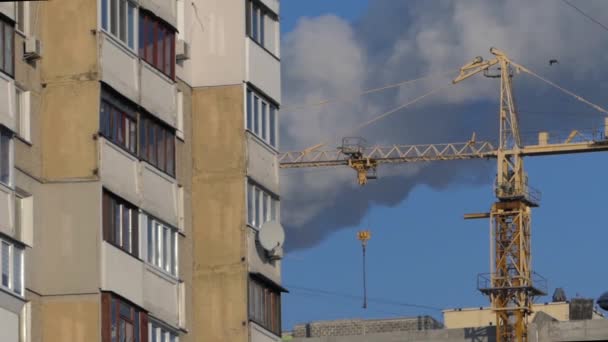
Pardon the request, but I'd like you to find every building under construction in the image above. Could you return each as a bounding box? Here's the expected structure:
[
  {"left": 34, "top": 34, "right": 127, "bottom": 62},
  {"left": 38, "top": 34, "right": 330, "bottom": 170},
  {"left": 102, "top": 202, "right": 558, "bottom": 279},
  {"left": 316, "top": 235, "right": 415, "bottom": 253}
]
[{"left": 287, "top": 298, "right": 608, "bottom": 342}]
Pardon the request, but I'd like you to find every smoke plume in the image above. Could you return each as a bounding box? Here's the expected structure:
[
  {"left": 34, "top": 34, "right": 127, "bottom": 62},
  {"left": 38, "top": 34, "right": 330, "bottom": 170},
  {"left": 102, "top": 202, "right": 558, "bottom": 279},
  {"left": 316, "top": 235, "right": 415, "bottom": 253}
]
[{"left": 280, "top": 0, "right": 608, "bottom": 251}]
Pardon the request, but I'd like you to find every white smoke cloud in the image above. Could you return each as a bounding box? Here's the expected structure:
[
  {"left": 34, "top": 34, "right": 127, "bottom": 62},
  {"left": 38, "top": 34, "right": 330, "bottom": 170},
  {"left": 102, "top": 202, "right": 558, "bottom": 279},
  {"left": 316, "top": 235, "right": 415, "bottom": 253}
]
[{"left": 281, "top": 0, "right": 608, "bottom": 251}]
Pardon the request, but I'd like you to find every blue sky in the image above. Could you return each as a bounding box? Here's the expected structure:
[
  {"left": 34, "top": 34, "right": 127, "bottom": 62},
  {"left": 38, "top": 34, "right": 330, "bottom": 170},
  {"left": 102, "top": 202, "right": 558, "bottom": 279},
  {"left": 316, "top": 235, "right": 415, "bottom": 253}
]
[{"left": 279, "top": 0, "right": 608, "bottom": 331}]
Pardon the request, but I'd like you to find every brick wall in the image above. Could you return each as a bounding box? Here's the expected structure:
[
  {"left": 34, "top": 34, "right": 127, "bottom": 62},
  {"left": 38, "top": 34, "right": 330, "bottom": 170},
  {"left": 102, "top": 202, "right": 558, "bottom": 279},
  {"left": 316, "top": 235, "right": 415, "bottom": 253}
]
[{"left": 293, "top": 316, "right": 443, "bottom": 338}]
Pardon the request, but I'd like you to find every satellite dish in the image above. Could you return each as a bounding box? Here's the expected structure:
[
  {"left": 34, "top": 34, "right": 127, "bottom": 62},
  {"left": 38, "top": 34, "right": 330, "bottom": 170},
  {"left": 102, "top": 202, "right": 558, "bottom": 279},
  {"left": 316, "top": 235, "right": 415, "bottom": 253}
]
[
  {"left": 259, "top": 220, "right": 285, "bottom": 260},
  {"left": 598, "top": 292, "right": 608, "bottom": 311}
]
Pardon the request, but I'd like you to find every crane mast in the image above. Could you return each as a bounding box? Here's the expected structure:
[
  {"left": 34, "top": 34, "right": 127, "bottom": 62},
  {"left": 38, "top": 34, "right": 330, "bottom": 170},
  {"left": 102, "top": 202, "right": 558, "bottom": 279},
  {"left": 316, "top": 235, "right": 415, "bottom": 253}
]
[
  {"left": 454, "top": 47, "right": 540, "bottom": 342},
  {"left": 279, "top": 48, "right": 608, "bottom": 342}
]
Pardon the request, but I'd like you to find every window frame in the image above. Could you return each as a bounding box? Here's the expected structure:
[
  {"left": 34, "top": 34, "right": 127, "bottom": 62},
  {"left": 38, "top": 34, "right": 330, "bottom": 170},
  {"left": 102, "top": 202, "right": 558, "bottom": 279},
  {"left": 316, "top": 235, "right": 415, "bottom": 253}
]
[
  {"left": 139, "top": 10, "right": 176, "bottom": 80},
  {"left": 101, "top": 0, "right": 138, "bottom": 50},
  {"left": 248, "top": 276, "right": 281, "bottom": 336},
  {"left": 14, "top": 1, "right": 29, "bottom": 36},
  {"left": 102, "top": 190, "right": 139, "bottom": 258},
  {"left": 149, "top": 319, "right": 179, "bottom": 342},
  {"left": 246, "top": 88, "right": 279, "bottom": 150},
  {"left": 15, "top": 87, "right": 31, "bottom": 143},
  {"left": 246, "top": 181, "right": 279, "bottom": 230},
  {"left": 0, "top": 15, "right": 15, "bottom": 77},
  {"left": 102, "top": 292, "right": 147, "bottom": 342},
  {"left": 145, "top": 213, "right": 179, "bottom": 277},
  {"left": 0, "top": 236, "right": 24, "bottom": 297},
  {"left": 246, "top": 0, "right": 279, "bottom": 57}
]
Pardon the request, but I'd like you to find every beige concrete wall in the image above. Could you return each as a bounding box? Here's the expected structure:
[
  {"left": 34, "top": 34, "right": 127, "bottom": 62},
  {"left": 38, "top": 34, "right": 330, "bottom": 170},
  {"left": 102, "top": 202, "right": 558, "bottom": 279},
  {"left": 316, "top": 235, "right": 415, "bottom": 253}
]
[
  {"left": 38, "top": 294, "right": 100, "bottom": 342},
  {"left": 190, "top": 84, "right": 248, "bottom": 342},
  {"left": 39, "top": 0, "right": 99, "bottom": 180}
]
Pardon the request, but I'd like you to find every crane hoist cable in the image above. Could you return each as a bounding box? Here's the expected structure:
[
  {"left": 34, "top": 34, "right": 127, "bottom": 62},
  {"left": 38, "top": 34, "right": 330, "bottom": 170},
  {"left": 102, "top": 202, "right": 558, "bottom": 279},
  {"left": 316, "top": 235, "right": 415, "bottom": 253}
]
[
  {"left": 512, "top": 60, "right": 608, "bottom": 115},
  {"left": 282, "top": 69, "right": 459, "bottom": 111}
]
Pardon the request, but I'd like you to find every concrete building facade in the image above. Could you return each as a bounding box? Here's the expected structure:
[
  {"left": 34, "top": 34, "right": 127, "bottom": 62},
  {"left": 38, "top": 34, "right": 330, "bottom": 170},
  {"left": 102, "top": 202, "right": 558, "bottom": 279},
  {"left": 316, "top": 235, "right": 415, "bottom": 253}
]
[{"left": 0, "top": 0, "right": 283, "bottom": 341}]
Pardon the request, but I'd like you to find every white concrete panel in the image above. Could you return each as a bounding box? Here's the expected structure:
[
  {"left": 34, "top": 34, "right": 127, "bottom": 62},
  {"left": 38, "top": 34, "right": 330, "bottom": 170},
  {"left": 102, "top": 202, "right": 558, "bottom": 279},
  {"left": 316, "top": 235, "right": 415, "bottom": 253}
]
[
  {"left": 246, "top": 39, "right": 281, "bottom": 103},
  {"left": 140, "top": 163, "right": 178, "bottom": 226},
  {"left": 250, "top": 322, "right": 281, "bottom": 342},
  {"left": 100, "top": 34, "right": 139, "bottom": 104},
  {"left": 247, "top": 228, "right": 281, "bottom": 285},
  {"left": 188, "top": 0, "right": 246, "bottom": 87},
  {"left": 0, "top": 185, "right": 14, "bottom": 238},
  {"left": 0, "top": 3, "right": 15, "bottom": 21},
  {"left": 0, "top": 73, "right": 16, "bottom": 132},
  {"left": 0, "top": 306, "right": 18, "bottom": 342},
  {"left": 140, "top": 63, "right": 177, "bottom": 127},
  {"left": 246, "top": 134, "right": 279, "bottom": 195},
  {"left": 101, "top": 242, "right": 144, "bottom": 307},
  {"left": 258, "top": 0, "right": 279, "bottom": 15},
  {"left": 0, "top": 289, "right": 25, "bottom": 314},
  {"left": 140, "top": 0, "right": 176, "bottom": 28},
  {"left": 143, "top": 267, "right": 179, "bottom": 326},
  {"left": 99, "top": 139, "right": 139, "bottom": 206}
]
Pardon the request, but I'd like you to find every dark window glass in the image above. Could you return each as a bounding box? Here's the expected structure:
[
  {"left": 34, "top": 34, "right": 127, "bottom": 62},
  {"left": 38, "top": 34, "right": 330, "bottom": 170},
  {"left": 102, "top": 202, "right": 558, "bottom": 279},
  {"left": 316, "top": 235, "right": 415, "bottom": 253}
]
[
  {"left": 247, "top": 90, "right": 253, "bottom": 131},
  {"left": 127, "top": 3, "right": 135, "bottom": 48},
  {"left": 103, "top": 191, "right": 138, "bottom": 257},
  {"left": 100, "top": 88, "right": 137, "bottom": 153},
  {"left": 254, "top": 96, "right": 259, "bottom": 135},
  {"left": 103, "top": 293, "right": 146, "bottom": 342},
  {"left": 252, "top": 4, "right": 258, "bottom": 41},
  {"left": 269, "top": 106, "right": 276, "bottom": 147},
  {"left": 139, "top": 114, "right": 176, "bottom": 177},
  {"left": 249, "top": 278, "right": 281, "bottom": 336},
  {"left": 138, "top": 13, "right": 144, "bottom": 56},
  {"left": 139, "top": 12, "right": 175, "bottom": 79},
  {"left": 0, "top": 130, "right": 10, "bottom": 185},
  {"left": 260, "top": 11, "right": 265, "bottom": 46},
  {"left": 2, "top": 21, "right": 14, "bottom": 76},
  {"left": 110, "top": 0, "right": 118, "bottom": 35},
  {"left": 119, "top": 0, "right": 126, "bottom": 42},
  {"left": 261, "top": 102, "right": 267, "bottom": 140}
]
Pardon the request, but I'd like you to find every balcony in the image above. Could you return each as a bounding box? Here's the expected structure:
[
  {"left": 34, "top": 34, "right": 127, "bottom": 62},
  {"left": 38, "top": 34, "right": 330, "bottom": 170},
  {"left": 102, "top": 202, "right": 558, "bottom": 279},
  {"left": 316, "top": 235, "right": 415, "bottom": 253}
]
[
  {"left": 99, "top": 138, "right": 180, "bottom": 227},
  {"left": 250, "top": 321, "right": 281, "bottom": 342},
  {"left": 99, "top": 32, "right": 177, "bottom": 129},
  {"left": 100, "top": 242, "right": 183, "bottom": 327},
  {"left": 246, "top": 133, "right": 279, "bottom": 195},
  {"left": 100, "top": 33, "right": 139, "bottom": 104},
  {"left": 246, "top": 39, "right": 281, "bottom": 103}
]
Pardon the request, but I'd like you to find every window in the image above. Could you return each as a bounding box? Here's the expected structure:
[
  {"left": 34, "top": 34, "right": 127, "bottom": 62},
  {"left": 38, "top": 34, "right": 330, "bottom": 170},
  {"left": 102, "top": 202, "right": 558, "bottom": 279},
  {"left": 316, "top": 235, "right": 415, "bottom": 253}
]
[
  {"left": 0, "top": 237, "right": 24, "bottom": 296},
  {"left": 0, "top": 17, "right": 14, "bottom": 76},
  {"left": 247, "top": 181, "right": 278, "bottom": 229},
  {"left": 139, "top": 11, "right": 175, "bottom": 80},
  {"left": 102, "top": 191, "right": 139, "bottom": 257},
  {"left": 246, "top": 0, "right": 279, "bottom": 55},
  {"left": 15, "top": 88, "right": 31, "bottom": 141},
  {"left": 145, "top": 214, "right": 178, "bottom": 276},
  {"left": 246, "top": 89, "right": 278, "bottom": 149},
  {"left": 0, "top": 128, "right": 12, "bottom": 186},
  {"left": 249, "top": 277, "right": 281, "bottom": 335},
  {"left": 149, "top": 320, "right": 179, "bottom": 342},
  {"left": 102, "top": 293, "right": 147, "bottom": 342},
  {"left": 100, "top": 87, "right": 137, "bottom": 153},
  {"left": 101, "top": 0, "right": 137, "bottom": 49},
  {"left": 139, "top": 114, "right": 175, "bottom": 176},
  {"left": 15, "top": 1, "right": 28, "bottom": 35}
]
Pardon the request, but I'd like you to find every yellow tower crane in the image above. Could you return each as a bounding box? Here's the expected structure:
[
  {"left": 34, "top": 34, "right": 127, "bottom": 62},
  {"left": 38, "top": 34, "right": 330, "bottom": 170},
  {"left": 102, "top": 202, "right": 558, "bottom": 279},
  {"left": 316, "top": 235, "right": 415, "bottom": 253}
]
[{"left": 279, "top": 48, "right": 608, "bottom": 342}]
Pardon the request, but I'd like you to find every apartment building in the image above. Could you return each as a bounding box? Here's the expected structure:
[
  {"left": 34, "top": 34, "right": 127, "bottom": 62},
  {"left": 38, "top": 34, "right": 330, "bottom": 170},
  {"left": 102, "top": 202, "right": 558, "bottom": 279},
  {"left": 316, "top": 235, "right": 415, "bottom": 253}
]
[{"left": 0, "top": 0, "right": 283, "bottom": 341}]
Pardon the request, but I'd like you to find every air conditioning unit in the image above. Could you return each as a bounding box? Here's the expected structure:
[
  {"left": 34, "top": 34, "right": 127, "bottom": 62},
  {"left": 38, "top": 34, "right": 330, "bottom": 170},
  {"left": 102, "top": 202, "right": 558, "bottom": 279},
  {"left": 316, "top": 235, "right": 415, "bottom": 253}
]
[
  {"left": 24, "top": 36, "right": 42, "bottom": 61},
  {"left": 176, "top": 39, "right": 190, "bottom": 61}
]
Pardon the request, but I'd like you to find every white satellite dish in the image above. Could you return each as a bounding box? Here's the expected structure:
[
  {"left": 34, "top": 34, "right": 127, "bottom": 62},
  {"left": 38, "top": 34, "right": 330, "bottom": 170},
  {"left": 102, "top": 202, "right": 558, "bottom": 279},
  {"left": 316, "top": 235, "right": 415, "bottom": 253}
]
[{"left": 259, "top": 220, "right": 285, "bottom": 260}]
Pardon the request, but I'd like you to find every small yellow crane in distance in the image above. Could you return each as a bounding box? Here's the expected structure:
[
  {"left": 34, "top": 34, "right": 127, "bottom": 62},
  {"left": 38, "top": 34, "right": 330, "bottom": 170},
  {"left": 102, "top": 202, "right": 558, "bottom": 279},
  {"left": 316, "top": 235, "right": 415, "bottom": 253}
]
[{"left": 279, "top": 48, "right": 608, "bottom": 342}]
